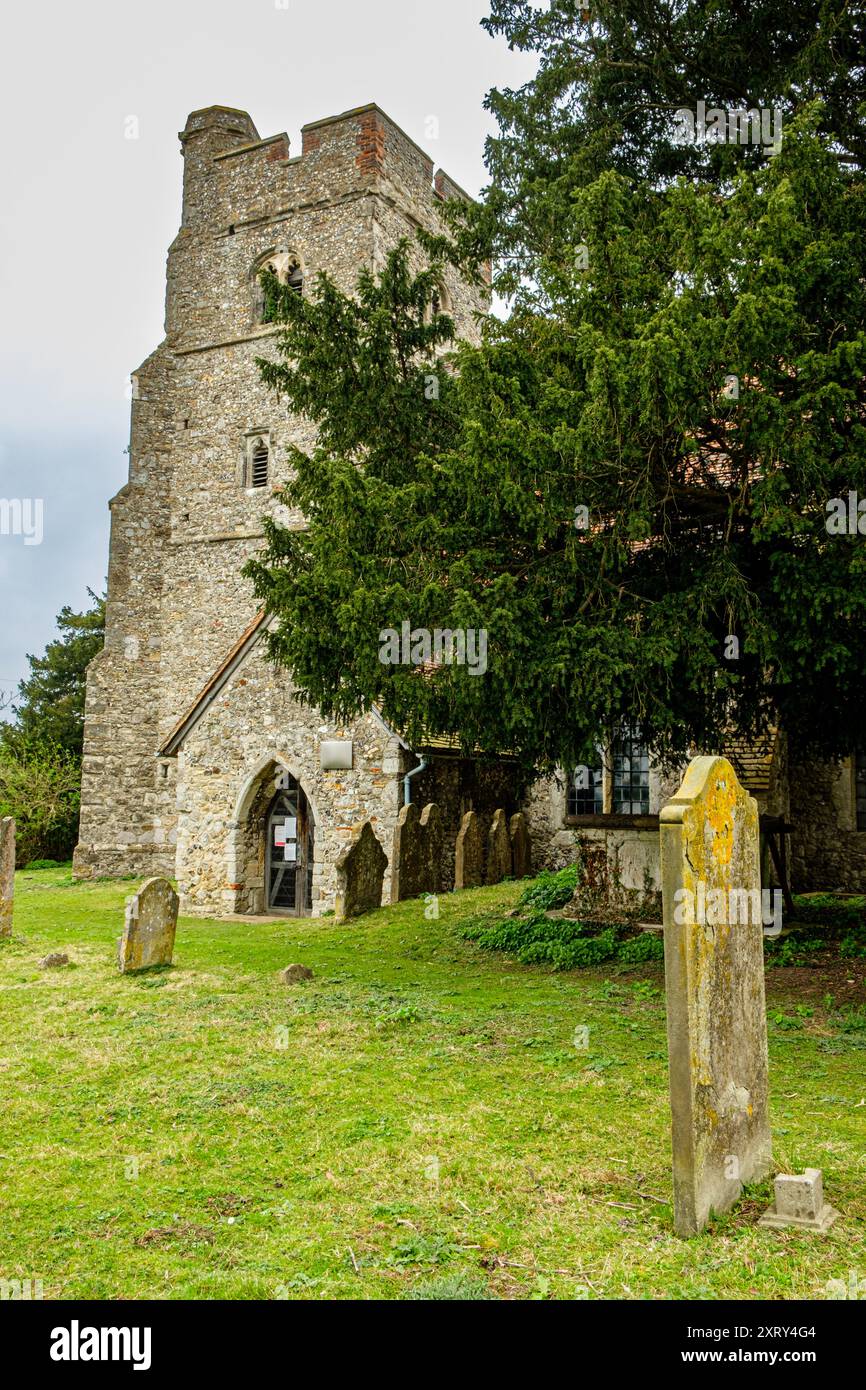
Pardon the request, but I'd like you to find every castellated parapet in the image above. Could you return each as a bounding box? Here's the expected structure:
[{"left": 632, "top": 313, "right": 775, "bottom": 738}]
[{"left": 74, "top": 103, "right": 487, "bottom": 910}]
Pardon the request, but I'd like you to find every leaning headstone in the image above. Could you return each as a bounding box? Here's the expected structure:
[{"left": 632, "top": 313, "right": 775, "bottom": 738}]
[
  {"left": 758, "top": 1168, "right": 838, "bottom": 1232},
  {"left": 279, "top": 963, "right": 314, "bottom": 985},
  {"left": 0, "top": 817, "right": 14, "bottom": 939},
  {"left": 117, "top": 877, "right": 178, "bottom": 973},
  {"left": 485, "top": 808, "right": 512, "bottom": 885},
  {"left": 391, "top": 802, "right": 425, "bottom": 902},
  {"left": 420, "top": 803, "right": 444, "bottom": 895},
  {"left": 660, "top": 755, "right": 772, "bottom": 1237},
  {"left": 509, "top": 812, "right": 532, "bottom": 879},
  {"left": 454, "top": 810, "right": 484, "bottom": 890},
  {"left": 334, "top": 821, "right": 388, "bottom": 920}
]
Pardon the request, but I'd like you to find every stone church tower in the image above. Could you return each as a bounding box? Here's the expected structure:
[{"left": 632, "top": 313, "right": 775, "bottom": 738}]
[{"left": 74, "top": 104, "right": 490, "bottom": 915}]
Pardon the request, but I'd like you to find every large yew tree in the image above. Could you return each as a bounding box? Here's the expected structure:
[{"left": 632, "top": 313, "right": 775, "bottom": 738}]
[{"left": 247, "top": 1, "right": 866, "bottom": 777}]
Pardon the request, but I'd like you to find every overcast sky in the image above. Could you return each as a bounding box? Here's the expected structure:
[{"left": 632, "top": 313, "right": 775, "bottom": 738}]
[{"left": 0, "top": 0, "right": 536, "bottom": 712}]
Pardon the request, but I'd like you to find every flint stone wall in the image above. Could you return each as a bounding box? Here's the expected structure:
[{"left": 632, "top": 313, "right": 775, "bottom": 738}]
[{"left": 174, "top": 642, "right": 404, "bottom": 916}]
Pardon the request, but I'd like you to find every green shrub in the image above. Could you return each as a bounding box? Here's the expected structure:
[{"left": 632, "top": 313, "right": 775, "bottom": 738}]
[
  {"left": 791, "top": 894, "right": 866, "bottom": 931},
  {"left": 763, "top": 897, "right": 866, "bottom": 966},
  {"left": 618, "top": 932, "right": 665, "bottom": 964},
  {"left": 460, "top": 869, "right": 663, "bottom": 971},
  {"left": 518, "top": 864, "right": 579, "bottom": 912},
  {"left": 764, "top": 933, "right": 826, "bottom": 967},
  {"left": 0, "top": 743, "right": 81, "bottom": 866}
]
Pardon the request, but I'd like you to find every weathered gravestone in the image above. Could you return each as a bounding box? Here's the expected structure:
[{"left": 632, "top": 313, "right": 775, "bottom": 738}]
[
  {"left": 509, "top": 812, "right": 532, "bottom": 879},
  {"left": 334, "top": 821, "right": 388, "bottom": 920},
  {"left": 118, "top": 877, "right": 178, "bottom": 974},
  {"left": 660, "top": 755, "right": 772, "bottom": 1236},
  {"left": 454, "top": 810, "right": 484, "bottom": 890},
  {"left": 0, "top": 817, "right": 13, "bottom": 939},
  {"left": 758, "top": 1167, "right": 838, "bottom": 1232},
  {"left": 420, "top": 803, "right": 444, "bottom": 895},
  {"left": 391, "top": 802, "right": 425, "bottom": 902},
  {"left": 279, "top": 963, "right": 314, "bottom": 984},
  {"left": 486, "top": 808, "right": 512, "bottom": 885}
]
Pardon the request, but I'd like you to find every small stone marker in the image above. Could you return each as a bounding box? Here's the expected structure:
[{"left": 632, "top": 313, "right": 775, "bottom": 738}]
[
  {"left": 420, "top": 803, "right": 444, "bottom": 895},
  {"left": 454, "top": 810, "right": 483, "bottom": 890},
  {"left": 485, "top": 808, "right": 512, "bottom": 885},
  {"left": 279, "top": 963, "right": 314, "bottom": 984},
  {"left": 334, "top": 821, "right": 387, "bottom": 920},
  {"left": 660, "top": 755, "right": 772, "bottom": 1237},
  {"left": 0, "top": 816, "right": 14, "bottom": 939},
  {"left": 509, "top": 812, "right": 532, "bottom": 878},
  {"left": 117, "top": 877, "right": 178, "bottom": 973},
  {"left": 39, "top": 952, "right": 70, "bottom": 969},
  {"left": 759, "top": 1168, "right": 838, "bottom": 1232}
]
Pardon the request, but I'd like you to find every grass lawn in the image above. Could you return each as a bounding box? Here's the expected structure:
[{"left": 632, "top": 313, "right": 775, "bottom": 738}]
[{"left": 1, "top": 866, "right": 864, "bottom": 1301}]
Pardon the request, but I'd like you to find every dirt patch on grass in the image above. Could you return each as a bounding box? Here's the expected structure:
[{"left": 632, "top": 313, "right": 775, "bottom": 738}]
[
  {"left": 205, "top": 1193, "right": 254, "bottom": 1218},
  {"left": 766, "top": 957, "right": 866, "bottom": 1005},
  {"left": 134, "top": 1223, "right": 215, "bottom": 1248}
]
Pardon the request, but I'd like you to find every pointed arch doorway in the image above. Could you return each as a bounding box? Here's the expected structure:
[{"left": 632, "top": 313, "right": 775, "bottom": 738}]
[{"left": 265, "top": 773, "right": 315, "bottom": 915}]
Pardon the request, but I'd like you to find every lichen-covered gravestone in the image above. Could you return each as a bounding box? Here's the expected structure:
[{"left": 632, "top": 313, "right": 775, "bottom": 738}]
[
  {"left": 420, "top": 803, "right": 444, "bottom": 895},
  {"left": 454, "top": 810, "right": 483, "bottom": 890},
  {"left": 485, "top": 808, "right": 512, "bottom": 885},
  {"left": 0, "top": 817, "right": 14, "bottom": 939},
  {"left": 660, "top": 755, "right": 772, "bottom": 1236},
  {"left": 390, "top": 802, "right": 425, "bottom": 902},
  {"left": 334, "top": 821, "right": 388, "bottom": 920},
  {"left": 509, "top": 812, "right": 532, "bottom": 879},
  {"left": 118, "top": 877, "right": 178, "bottom": 973}
]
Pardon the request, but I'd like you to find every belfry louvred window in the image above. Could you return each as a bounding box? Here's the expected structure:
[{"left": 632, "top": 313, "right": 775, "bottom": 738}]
[{"left": 251, "top": 442, "right": 269, "bottom": 488}]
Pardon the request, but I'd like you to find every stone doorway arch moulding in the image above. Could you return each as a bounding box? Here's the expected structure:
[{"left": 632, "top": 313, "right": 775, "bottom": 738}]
[{"left": 226, "top": 752, "right": 323, "bottom": 916}]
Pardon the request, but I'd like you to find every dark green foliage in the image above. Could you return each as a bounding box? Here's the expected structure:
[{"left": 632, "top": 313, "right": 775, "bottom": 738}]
[
  {"left": 0, "top": 591, "right": 104, "bottom": 861},
  {"left": 617, "top": 932, "right": 667, "bottom": 964},
  {"left": 763, "top": 933, "right": 827, "bottom": 967},
  {"left": 1, "top": 591, "right": 105, "bottom": 760},
  {"left": 460, "top": 868, "right": 664, "bottom": 970},
  {"left": 518, "top": 863, "right": 579, "bottom": 911},
  {"left": 248, "top": 8, "right": 866, "bottom": 774},
  {"left": 764, "top": 894, "right": 866, "bottom": 965},
  {"left": 463, "top": 880, "right": 866, "bottom": 972},
  {"left": 0, "top": 741, "right": 81, "bottom": 866},
  {"left": 791, "top": 893, "right": 866, "bottom": 931},
  {"left": 473, "top": 1, "right": 865, "bottom": 293}
]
